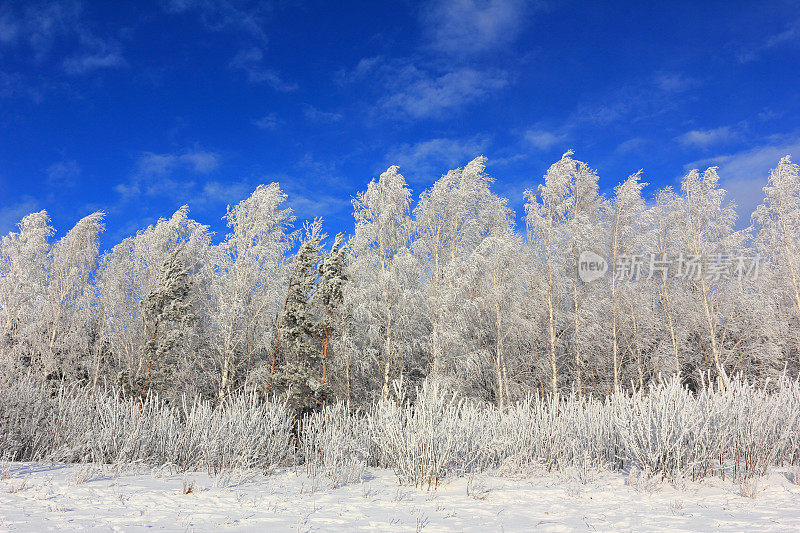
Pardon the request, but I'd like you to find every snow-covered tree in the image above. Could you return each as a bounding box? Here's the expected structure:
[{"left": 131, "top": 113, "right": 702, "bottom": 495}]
[
  {"left": 413, "top": 156, "right": 513, "bottom": 378},
  {"left": 450, "top": 230, "right": 528, "bottom": 407},
  {"left": 524, "top": 151, "right": 602, "bottom": 394},
  {"left": 271, "top": 220, "right": 328, "bottom": 414},
  {"left": 346, "top": 165, "right": 419, "bottom": 399},
  {"left": 753, "top": 156, "right": 800, "bottom": 373},
  {"left": 0, "top": 211, "right": 54, "bottom": 374},
  {"left": 209, "top": 183, "right": 296, "bottom": 399},
  {"left": 95, "top": 206, "right": 211, "bottom": 393},
  {"left": 673, "top": 167, "right": 745, "bottom": 390},
  {"left": 606, "top": 172, "right": 648, "bottom": 391},
  {"left": 0, "top": 211, "right": 105, "bottom": 382},
  {"left": 136, "top": 245, "right": 198, "bottom": 398},
  {"left": 316, "top": 232, "right": 347, "bottom": 389}
]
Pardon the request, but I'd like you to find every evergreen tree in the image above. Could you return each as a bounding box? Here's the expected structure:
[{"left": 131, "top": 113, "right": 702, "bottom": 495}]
[
  {"left": 123, "top": 245, "right": 197, "bottom": 398},
  {"left": 316, "top": 232, "right": 347, "bottom": 387},
  {"left": 273, "top": 221, "right": 328, "bottom": 415}
]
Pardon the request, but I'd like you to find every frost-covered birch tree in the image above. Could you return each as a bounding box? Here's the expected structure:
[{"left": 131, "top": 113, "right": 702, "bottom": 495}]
[
  {"left": 0, "top": 211, "right": 54, "bottom": 375},
  {"left": 674, "top": 167, "right": 745, "bottom": 390},
  {"left": 209, "top": 183, "right": 295, "bottom": 399},
  {"left": 753, "top": 156, "right": 800, "bottom": 374},
  {"left": 524, "top": 151, "right": 588, "bottom": 394},
  {"left": 605, "top": 172, "right": 648, "bottom": 391},
  {"left": 413, "top": 156, "right": 513, "bottom": 378},
  {"left": 346, "top": 166, "right": 418, "bottom": 399},
  {"left": 95, "top": 206, "right": 210, "bottom": 393}
]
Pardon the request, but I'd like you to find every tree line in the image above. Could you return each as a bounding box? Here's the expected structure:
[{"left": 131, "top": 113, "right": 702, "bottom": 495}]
[{"left": 1, "top": 152, "right": 799, "bottom": 411}]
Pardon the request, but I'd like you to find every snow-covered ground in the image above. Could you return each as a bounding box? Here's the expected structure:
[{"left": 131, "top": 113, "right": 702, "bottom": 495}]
[{"left": 2, "top": 463, "right": 800, "bottom": 531}]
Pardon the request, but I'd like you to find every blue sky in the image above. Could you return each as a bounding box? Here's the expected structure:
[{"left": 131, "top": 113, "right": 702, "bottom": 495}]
[{"left": 1, "top": 0, "right": 799, "bottom": 246}]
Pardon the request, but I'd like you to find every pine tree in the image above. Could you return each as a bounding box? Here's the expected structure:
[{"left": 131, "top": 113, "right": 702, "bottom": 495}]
[
  {"left": 316, "top": 232, "right": 347, "bottom": 387},
  {"left": 127, "top": 245, "right": 196, "bottom": 398},
  {"left": 273, "top": 221, "right": 328, "bottom": 415}
]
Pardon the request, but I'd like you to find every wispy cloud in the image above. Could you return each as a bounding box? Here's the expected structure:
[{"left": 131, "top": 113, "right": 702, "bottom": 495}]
[
  {"left": 0, "top": 1, "right": 126, "bottom": 75},
  {"left": 518, "top": 71, "right": 698, "bottom": 150},
  {"left": 343, "top": 57, "right": 508, "bottom": 120},
  {"left": 684, "top": 136, "right": 800, "bottom": 222},
  {"left": 571, "top": 71, "right": 697, "bottom": 127},
  {"left": 677, "top": 126, "right": 736, "bottom": 149},
  {"left": 420, "top": 0, "right": 539, "bottom": 56},
  {"left": 386, "top": 135, "right": 491, "bottom": 179},
  {"left": 63, "top": 47, "right": 125, "bottom": 75},
  {"left": 303, "top": 105, "right": 342, "bottom": 123},
  {"left": 230, "top": 47, "right": 297, "bottom": 91},
  {"left": 46, "top": 159, "right": 81, "bottom": 187},
  {"left": 191, "top": 179, "right": 253, "bottom": 207},
  {"left": 116, "top": 149, "right": 220, "bottom": 200},
  {"left": 383, "top": 66, "right": 507, "bottom": 119},
  {"left": 738, "top": 18, "right": 800, "bottom": 63},
  {"left": 161, "top": 0, "right": 271, "bottom": 42},
  {"left": 524, "top": 129, "right": 568, "bottom": 150},
  {"left": 614, "top": 137, "right": 647, "bottom": 154},
  {"left": 0, "top": 72, "right": 45, "bottom": 101},
  {"left": 334, "top": 56, "right": 383, "bottom": 85},
  {"left": 253, "top": 112, "right": 279, "bottom": 130},
  {"left": 0, "top": 196, "right": 41, "bottom": 235}
]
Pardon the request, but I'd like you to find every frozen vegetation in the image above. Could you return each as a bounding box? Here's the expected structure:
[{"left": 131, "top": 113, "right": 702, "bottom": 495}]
[
  {"left": 2, "top": 376, "right": 800, "bottom": 530},
  {"left": 2, "top": 152, "right": 800, "bottom": 528},
  {"left": 2, "top": 376, "right": 800, "bottom": 484}
]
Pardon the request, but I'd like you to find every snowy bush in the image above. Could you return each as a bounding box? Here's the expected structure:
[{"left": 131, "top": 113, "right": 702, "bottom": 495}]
[
  {"left": 299, "top": 403, "right": 372, "bottom": 486},
  {"left": 2, "top": 374, "right": 799, "bottom": 486},
  {"left": 369, "top": 380, "right": 498, "bottom": 488},
  {"left": 0, "top": 378, "right": 294, "bottom": 474}
]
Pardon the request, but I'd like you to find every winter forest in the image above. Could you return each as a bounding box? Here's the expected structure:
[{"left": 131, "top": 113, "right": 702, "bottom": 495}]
[
  {"left": 3, "top": 151, "right": 800, "bottom": 404},
  {"left": 3, "top": 151, "right": 800, "bottom": 509}
]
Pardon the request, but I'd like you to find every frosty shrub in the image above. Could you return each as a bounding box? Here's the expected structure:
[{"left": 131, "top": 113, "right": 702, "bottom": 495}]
[
  {"left": 493, "top": 390, "right": 615, "bottom": 473},
  {"left": 299, "top": 403, "right": 373, "bottom": 487},
  {"left": 369, "top": 380, "right": 497, "bottom": 488},
  {"left": 0, "top": 377, "right": 294, "bottom": 474},
  {"left": 2, "top": 375, "right": 799, "bottom": 486}
]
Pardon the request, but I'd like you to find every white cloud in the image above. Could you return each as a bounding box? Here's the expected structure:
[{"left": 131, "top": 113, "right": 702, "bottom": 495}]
[
  {"left": 230, "top": 47, "right": 297, "bottom": 91},
  {"left": 677, "top": 127, "right": 735, "bottom": 149},
  {"left": 116, "top": 150, "right": 220, "bottom": 200},
  {"left": 338, "top": 55, "right": 508, "bottom": 120},
  {"left": 614, "top": 137, "right": 647, "bottom": 154},
  {"left": 0, "top": 1, "right": 126, "bottom": 75},
  {"left": 0, "top": 14, "right": 19, "bottom": 43},
  {"left": 381, "top": 63, "right": 508, "bottom": 119},
  {"left": 253, "top": 113, "right": 279, "bottom": 130},
  {"left": 191, "top": 180, "right": 252, "bottom": 207},
  {"left": 0, "top": 197, "right": 41, "bottom": 235},
  {"left": 738, "top": 18, "right": 800, "bottom": 63},
  {"left": 46, "top": 159, "right": 80, "bottom": 187},
  {"left": 569, "top": 71, "right": 697, "bottom": 128},
  {"left": 335, "top": 56, "right": 383, "bottom": 85},
  {"left": 684, "top": 137, "right": 800, "bottom": 223},
  {"left": 180, "top": 151, "right": 220, "bottom": 173},
  {"left": 652, "top": 72, "right": 697, "bottom": 93},
  {"left": 524, "top": 129, "right": 567, "bottom": 150},
  {"left": 386, "top": 135, "right": 491, "bottom": 178},
  {"left": 63, "top": 50, "right": 125, "bottom": 75},
  {"left": 162, "top": 0, "right": 271, "bottom": 42},
  {"left": 0, "top": 72, "right": 44, "bottom": 101},
  {"left": 421, "top": 0, "right": 538, "bottom": 56},
  {"left": 303, "top": 105, "right": 342, "bottom": 123}
]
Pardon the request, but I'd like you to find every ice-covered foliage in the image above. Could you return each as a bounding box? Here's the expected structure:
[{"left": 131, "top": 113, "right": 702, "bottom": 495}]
[
  {"left": 0, "top": 378, "right": 294, "bottom": 474},
  {"left": 3, "top": 153, "right": 800, "bottom": 492},
  {"left": 1, "top": 375, "right": 799, "bottom": 486}
]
